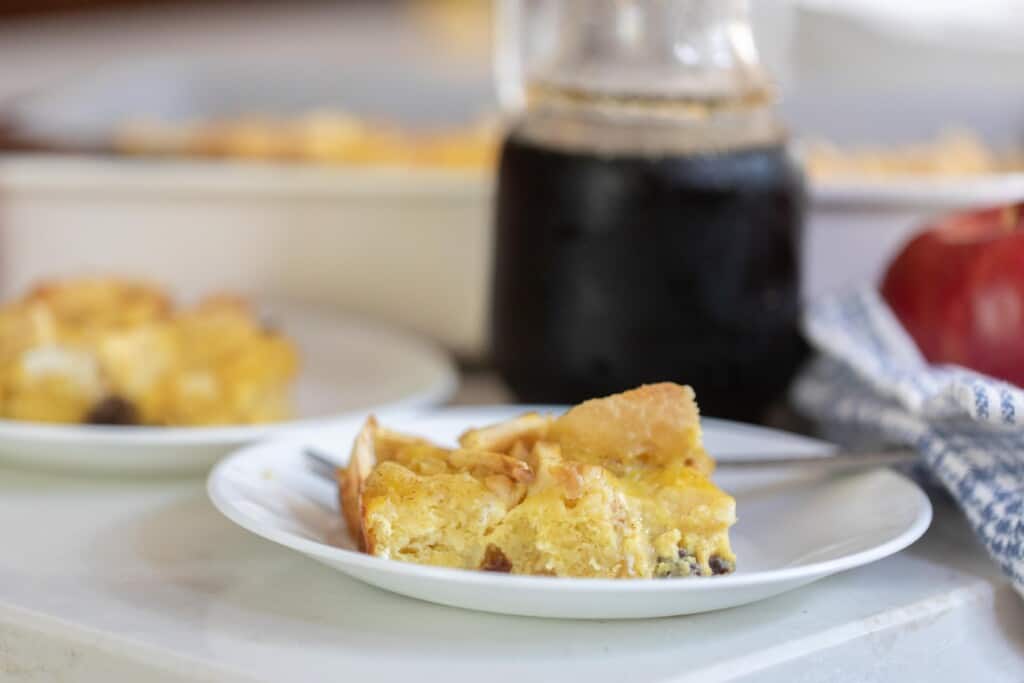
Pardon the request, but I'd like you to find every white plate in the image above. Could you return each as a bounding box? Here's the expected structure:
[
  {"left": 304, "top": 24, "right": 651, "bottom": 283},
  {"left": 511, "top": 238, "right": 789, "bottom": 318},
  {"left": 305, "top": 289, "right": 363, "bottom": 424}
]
[
  {"left": 0, "top": 305, "right": 456, "bottom": 474},
  {"left": 207, "top": 406, "right": 933, "bottom": 619}
]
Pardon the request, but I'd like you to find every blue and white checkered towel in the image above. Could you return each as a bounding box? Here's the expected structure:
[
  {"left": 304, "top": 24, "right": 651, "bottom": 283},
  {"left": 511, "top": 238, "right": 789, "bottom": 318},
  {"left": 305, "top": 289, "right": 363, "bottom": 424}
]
[{"left": 792, "top": 288, "right": 1024, "bottom": 595}]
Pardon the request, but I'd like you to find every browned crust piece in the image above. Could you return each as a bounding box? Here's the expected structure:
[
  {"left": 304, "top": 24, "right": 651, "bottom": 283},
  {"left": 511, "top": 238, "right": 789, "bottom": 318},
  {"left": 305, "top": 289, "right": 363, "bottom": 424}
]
[
  {"left": 458, "top": 412, "right": 552, "bottom": 454},
  {"left": 338, "top": 415, "right": 377, "bottom": 551},
  {"left": 548, "top": 382, "right": 715, "bottom": 475},
  {"left": 480, "top": 544, "right": 513, "bottom": 572},
  {"left": 374, "top": 425, "right": 431, "bottom": 461},
  {"left": 445, "top": 449, "right": 535, "bottom": 483}
]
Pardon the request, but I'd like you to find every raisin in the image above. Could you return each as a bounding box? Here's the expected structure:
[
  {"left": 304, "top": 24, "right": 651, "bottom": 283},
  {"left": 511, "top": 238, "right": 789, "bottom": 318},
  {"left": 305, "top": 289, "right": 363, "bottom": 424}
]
[
  {"left": 480, "top": 545, "right": 512, "bottom": 573},
  {"left": 85, "top": 396, "right": 139, "bottom": 426},
  {"left": 709, "top": 555, "right": 734, "bottom": 576},
  {"left": 656, "top": 550, "right": 701, "bottom": 577}
]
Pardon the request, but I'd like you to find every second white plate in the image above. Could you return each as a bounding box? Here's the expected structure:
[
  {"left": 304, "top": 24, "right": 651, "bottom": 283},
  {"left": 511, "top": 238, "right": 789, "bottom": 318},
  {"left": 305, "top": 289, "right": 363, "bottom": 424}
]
[{"left": 207, "top": 407, "right": 932, "bottom": 619}]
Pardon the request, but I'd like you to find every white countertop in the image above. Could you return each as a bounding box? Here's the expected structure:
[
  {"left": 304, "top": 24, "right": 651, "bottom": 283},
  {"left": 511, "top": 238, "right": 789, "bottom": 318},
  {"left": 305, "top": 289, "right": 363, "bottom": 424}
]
[{"left": 1, "top": 458, "right": 1022, "bottom": 682}]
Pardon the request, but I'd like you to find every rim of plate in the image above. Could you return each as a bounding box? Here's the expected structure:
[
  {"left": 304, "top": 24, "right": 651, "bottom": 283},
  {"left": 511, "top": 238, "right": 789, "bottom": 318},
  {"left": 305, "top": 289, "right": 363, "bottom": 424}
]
[
  {"left": 810, "top": 171, "right": 1024, "bottom": 208},
  {"left": 207, "top": 412, "right": 933, "bottom": 592},
  {"left": 0, "top": 154, "right": 491, "bottom": 199},
  {"left": 0, "top": 356, "right": 457, "bottom": 445}
]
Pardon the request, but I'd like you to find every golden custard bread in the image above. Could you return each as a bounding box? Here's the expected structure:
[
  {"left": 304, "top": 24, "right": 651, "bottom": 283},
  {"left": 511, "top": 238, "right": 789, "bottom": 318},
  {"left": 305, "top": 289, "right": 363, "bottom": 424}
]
[
  {"left": 339, "top": 383, "right": 736, "bottom": 578},
  {"left": 0, "top": 278, "right": 298, "bottom": 426}
]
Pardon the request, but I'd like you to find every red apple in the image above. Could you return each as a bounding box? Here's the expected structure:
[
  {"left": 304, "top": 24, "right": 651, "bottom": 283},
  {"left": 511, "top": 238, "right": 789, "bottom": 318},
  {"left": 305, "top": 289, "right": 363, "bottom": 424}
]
[{"left": 881, "top": 202, "right": 1024, "bottom": 387}]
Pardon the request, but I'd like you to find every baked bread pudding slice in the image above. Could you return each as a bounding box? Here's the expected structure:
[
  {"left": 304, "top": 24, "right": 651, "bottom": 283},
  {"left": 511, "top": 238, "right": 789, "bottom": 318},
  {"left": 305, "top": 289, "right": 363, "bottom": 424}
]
[
  {"left": 0, "top": 278, "right": 298, "bottom": 426},
  {"left": 338, "top": 383, "right": 736, "bottom": 578},
  {"left": 482, "top": 441, "right": 651, "bottom": 577},
  {"left": 340, "top": 415, "right": 531, "bottom": 567}
]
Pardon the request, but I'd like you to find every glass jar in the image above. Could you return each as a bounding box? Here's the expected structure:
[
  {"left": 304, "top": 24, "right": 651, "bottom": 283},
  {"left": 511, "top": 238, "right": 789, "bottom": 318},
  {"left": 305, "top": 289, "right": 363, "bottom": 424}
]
[{"left": 489, "top": 0, "right": 807, "bottom": 423}]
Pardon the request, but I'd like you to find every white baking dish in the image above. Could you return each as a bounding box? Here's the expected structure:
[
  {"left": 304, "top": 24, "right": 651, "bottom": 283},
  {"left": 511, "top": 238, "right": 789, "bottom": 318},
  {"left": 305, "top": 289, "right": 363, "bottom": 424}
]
[{"left": 0, "top": 155, "right": 492, "bottom": 358}]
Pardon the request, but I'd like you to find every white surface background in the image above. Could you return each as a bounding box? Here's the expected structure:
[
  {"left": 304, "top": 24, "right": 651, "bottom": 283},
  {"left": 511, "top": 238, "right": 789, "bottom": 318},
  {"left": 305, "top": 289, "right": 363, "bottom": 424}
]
[
  {"left": 0, "top": 379, "right": 1022, "bottom": 681},
  {"left": 0, "top": 456, "right": 1021, "bottom": 682},
  {"left": 1, "top": 1, "right": 1021, "bottom": 104}
]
